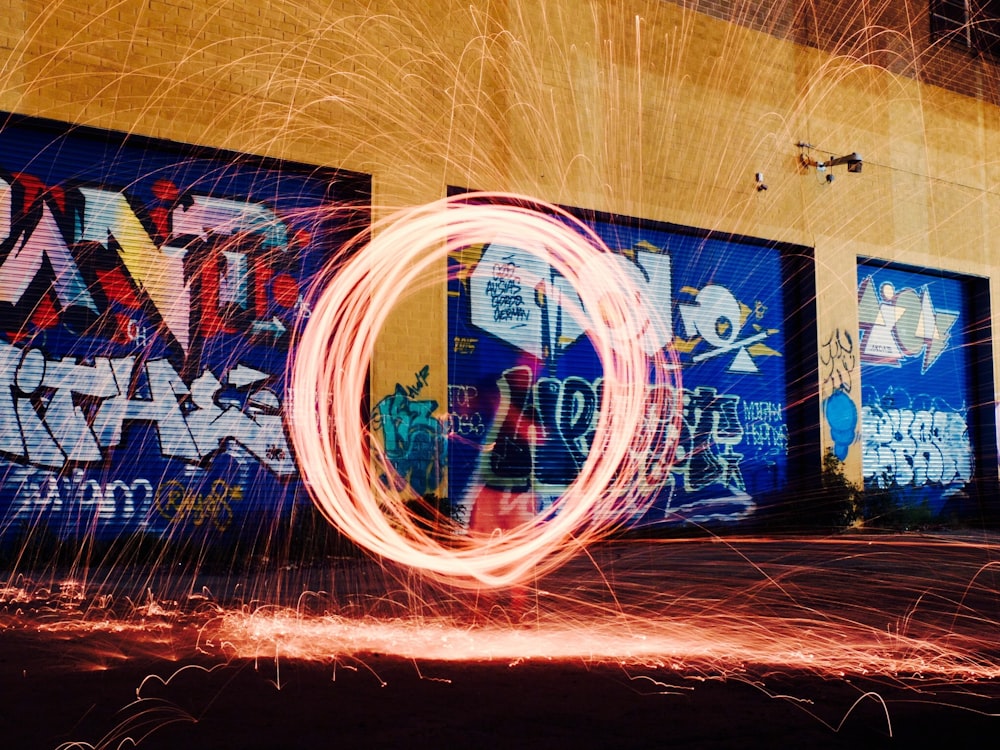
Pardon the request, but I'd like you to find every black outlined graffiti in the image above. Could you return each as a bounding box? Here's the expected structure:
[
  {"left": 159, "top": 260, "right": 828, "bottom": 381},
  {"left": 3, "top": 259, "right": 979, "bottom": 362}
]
[
  {"left": 821, "top": 328, "right": 859, "bottom": 461},
  {"left": 0, "top": 341, "right": 293, "bottom": 476},
  {"left": 478, "top": 366, "right": 746, "bottom": 498},
  {"left": 373, "top": 368, "right": 447, "bottom": 496},
  {"left": 820, "top": 328, "right": 856, "bottom": 394},
  {"left": 486, "top": 258, "right": 529, "bottom": 324},
  {"left": 861, "top": 389, "right": 973, "bottom": 490}
]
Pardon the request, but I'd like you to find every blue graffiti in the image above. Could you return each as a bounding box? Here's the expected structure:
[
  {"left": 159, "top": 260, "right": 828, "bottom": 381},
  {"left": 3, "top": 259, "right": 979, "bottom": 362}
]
[
  {"left": 825, "top": 388, "right": 858, "bottom": 461},
  {"left": 373, "top": 384, "right": 447, "bottom": 495},
  {"left": 820, "top": 329, "right": 857, "bottom": 460},
  {"left": 861, "top": 388, "right": 972, "bottom": 496}
]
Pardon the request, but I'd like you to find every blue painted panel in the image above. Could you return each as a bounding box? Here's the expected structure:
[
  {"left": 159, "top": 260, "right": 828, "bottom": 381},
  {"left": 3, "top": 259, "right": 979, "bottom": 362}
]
[
  {"left": 448, "top": 214, "right": 792, "bottom": 528},
  {"left": 0, "top": 115, "right": 368, "bottom": 543},
  {"left": 857, "top": 264, "right": 974, "bottom": 515}
]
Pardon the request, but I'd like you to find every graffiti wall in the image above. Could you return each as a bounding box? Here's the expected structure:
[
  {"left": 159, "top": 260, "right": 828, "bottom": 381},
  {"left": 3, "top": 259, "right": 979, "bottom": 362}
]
[
  {"left": 448, "top": 210, "right": 803, "bottom": 528},
  {"left": 820, "top": 327, "right": 859, "bottom": 461},
  {"left": 0, "top": 114, "right": 368, "bottom": 543},
  {"left": 371, "top": 364, "right": 447, "bottom": 498},
  {"left": 857, "top": 263, "right": 974, "bottom": 515}
]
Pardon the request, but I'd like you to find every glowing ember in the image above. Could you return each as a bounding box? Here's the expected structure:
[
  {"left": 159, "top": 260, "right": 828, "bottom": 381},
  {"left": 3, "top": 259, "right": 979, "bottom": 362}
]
[
  {"left": 11, "top": 535, "right": 1000, "bottom": 685},
  {"left": 204, "top": 609, "right": 1000, "bottom": 681}
]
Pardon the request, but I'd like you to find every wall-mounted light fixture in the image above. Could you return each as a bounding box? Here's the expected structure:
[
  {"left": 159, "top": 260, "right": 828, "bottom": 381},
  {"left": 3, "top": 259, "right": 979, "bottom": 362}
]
[{"left": 797, "top": 142, "right": 863, "bottom": 183}]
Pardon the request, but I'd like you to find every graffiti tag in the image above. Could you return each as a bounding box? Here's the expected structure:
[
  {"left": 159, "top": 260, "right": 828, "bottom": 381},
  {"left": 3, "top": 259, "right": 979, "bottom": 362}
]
[
  {"left": 858, "top": 277, "right": 957, "bottom": 373},
  {"left": 453, "top": 336, "right": 477, "bottom": 354},
  {"left": 476, "top": 366, "right": 747, "bottom": 499},
  {"left": 154, "top": 479, "right": 243, "bottom": 531},
  {"left": 820, "top": 328, "right": 859, "bottom": 460},
  {"left": 486, "top": 259, "right": 529, "bottom": 324},
  {"left": 861, "top": 392, "right": 973, "bottom": 490},
  {"left": 6, "top": 467, "right": 155, "bottom": 521},
  {"left": 0, "top": 340, "right": 293, "bottom": 476},
  {"left": 373, "top": 371, "right": 447, "bottom": 496}
]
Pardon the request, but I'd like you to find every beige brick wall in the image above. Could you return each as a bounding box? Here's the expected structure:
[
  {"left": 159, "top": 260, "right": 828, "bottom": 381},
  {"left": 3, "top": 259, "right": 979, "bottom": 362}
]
[{"left": 1, "top": 0, "right": 997, "bottom": 488}]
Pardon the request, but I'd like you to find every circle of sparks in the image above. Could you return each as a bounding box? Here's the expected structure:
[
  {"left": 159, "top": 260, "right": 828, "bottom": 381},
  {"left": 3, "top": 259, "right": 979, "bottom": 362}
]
[{"left": 290, "top": 193, "right": 682, "bottom": 589}]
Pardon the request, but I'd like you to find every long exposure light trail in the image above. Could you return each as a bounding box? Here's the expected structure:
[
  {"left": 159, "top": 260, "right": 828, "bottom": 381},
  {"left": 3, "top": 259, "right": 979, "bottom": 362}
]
[
  {"left": 290, "top": 193, "right": 682, "bottom": 589},
  {"left": 6, "top": 533, "right": 1000, "bottom": 747},
  {"left": 4, "top": 2, "right": 1000, "bottom": 747},
  {"left": 202, "top": 607, "right": 1000, "bottom": 682},
  {"left": 182, "top": 533, "right": 1000, "bottom": 684},
  {"left": 10, "top": 534, "right": 999, "bottom": 683}
]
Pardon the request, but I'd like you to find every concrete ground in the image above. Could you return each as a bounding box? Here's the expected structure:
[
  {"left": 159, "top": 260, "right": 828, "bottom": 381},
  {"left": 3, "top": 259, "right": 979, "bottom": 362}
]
[{"left": 3, "top": 531, "right": 1000, "bottom": 749}]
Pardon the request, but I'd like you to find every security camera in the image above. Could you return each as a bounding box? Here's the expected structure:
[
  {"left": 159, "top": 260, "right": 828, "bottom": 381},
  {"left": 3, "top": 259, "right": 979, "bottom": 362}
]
[{"left": 824, "top": 152, "right": 863, "bottom": 172}]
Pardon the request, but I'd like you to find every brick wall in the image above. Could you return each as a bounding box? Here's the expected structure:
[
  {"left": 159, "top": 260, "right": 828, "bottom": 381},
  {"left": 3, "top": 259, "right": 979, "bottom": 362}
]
[
  {"left": 675, "top": 0, "right": 1000, "bottom": 105},
  {"left": 1, "top": 0, "right": 997, "bottom": 490}
]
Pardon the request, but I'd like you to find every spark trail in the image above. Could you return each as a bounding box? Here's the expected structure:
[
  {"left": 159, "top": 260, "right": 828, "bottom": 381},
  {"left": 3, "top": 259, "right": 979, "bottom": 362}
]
[
  {"left": 2, "top": 1, "right": 1000, "bottom": 747},
  {"left": 290, "top": 193, "right": 683, "bottom": 589}
]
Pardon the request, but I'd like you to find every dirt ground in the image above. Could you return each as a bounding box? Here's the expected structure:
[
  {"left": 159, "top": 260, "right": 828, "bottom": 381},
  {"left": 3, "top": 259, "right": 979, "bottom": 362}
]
[{"left": 4, "top": 532, "right": 1000, "bottom": 749}]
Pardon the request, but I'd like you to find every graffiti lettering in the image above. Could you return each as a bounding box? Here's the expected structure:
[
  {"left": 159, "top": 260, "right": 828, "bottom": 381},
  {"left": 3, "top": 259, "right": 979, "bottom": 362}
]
[
  {"left": 123, "top": 318, "right": 151, "bottom": 346},
  {"left": 449, "top": 412, "right": 486, "bottom": 436},
  {"left": 0, "top": 170, "right": 304, "bottom": 363},
  {"left": 491, "top": 262, "right": 519, "bottom": 281},
  {"left": 0, "top": 340, "right": 293, "bottom": 476},
  {"left": 448, "top": 384, "right": 479, "bottom": 409},
  {"left": 453, "top": 336, "right": 477, "bottom": 354},
  {"left": 486, "top": 279, "right": 521, "bottom": 297},
  {"left": 741, "top": 401, "right": 787, "bottom": 450},
  {"left": 862, "top": 395, "right": 973, "bottom": 490},
  {"left": 485, "top": 259, "right": 528, "bottom": 324},
  {"left": 405, "top": 365, "right": 431, "bottom": 399},
  {"left": 744, "top": 421, "right": 788, "bottom": 451},
  {"left": 742, "top": 401, "right": 783, "bottom": 423},
  {"left": 820, "top": 328, "right": 855, "bottom": 394},
  {"left": 448, "top": 384, "right": 485, "bottom": 436},
  {"left": 477, "top": 367, "right": 746, "bottom": 498},
  {"left": 154, "top": 479, "right": 242, "bottom": 531},
  {"left": 5, "top": 467, "right": 154, "bottom": 520},
  {"left": 858, "top": 277, "right": 957, "bottom": 373},
  {"left": 373, "top": 372, "right": 446, "bottom": 495}
]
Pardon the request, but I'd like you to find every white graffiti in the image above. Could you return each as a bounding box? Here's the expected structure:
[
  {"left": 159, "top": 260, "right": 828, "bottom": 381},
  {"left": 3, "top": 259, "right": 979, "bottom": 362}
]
[
  {"left": 742, "top": 400, "right": 783, "bottom": 422},
  {"left": 679, "top": 285, "right": 769, "bottom": 373},
  {"left": 0, "top": 340, "right": 294, "bottom": 476},
  {"left": 0, "top": 176, "right": 292, "bottom": 354},
  {"left": 5, "top": 467, "right": 155, "bottom": 521},
  {"left": 858, "top": 277, "right": 958, "bottom": 373},
  {"left": 469, "top": 244, "right": 672, "bottom": 362},
  {"left": 741, "top": 401, "right": 787, "bottom": 450},
  {"left": 861, "top": 402, "right": 973, "bottom": 489}
]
